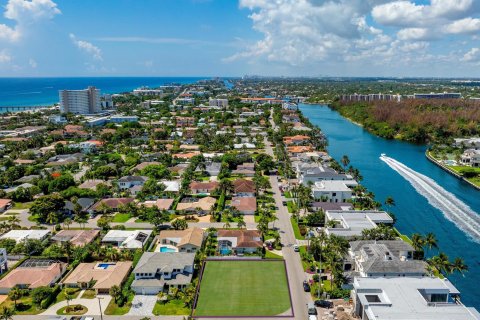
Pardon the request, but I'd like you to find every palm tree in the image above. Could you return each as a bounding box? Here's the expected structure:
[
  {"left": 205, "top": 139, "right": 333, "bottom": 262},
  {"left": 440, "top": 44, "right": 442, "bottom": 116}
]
[
  {"left": 63, "top": 217, "right": 73, "bottom": 230},
  {"left": 341, "top": 155, "right": 350, "bottom": 171},
  {"left": 424, "top": 233, "right": 438, "bottom": 253},
  {"left": 411, "top": 233, "right": 424, "bottom": 258},
  {"left": 7, "top": 288, "right": 21, "bottom": 310},
  {"left": 0, "top": 306, "right": 14, "bottom": 320},
  {"left": 450, "top": 257, "right": 468, "bottom": 276},
  {"left": 109, "top": 285, "right": 122, "bottom": 304},
  {"left": 237, "top": 215, "right": 246, "bottom": 229},
  {"left": 223, "top": 220, "right": 231, "bottom": 229},
  {"left": 384, "top": 196, "right": 395, "bottom": 207},
  {"left": 61, "top": 241, "right": 74, "bottom": 264},
  {"left": 64, "top": 289, "right": 73, "bottom": 309}
]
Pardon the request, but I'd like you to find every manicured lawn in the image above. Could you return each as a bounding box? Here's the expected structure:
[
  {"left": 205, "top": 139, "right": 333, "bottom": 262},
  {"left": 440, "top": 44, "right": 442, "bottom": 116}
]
[
  {"left": 291, "top": 217, "right": 305, "bottom": 240},
  {"left": 112, "top": 213, "right": 131, "bottom": 223},
  {"left": 80, "top": 289, "right": 96, "bottom": 299},
  {"left": 0, "top": 296, "right": 43, "bottom": 315},
  {"left": 104, "top": 292, "right": 133, "bottom": 315},
  {"left": 12, "top": 202, "right": 33, "bottom": 209},
  {"left": 286, "top": 201, "right": 297, "bottom": 213},
  {"left": 194, "top": 260, "right": 291, "bottom": 316},
  {"left": 264, "top": 250, "right": 283, "bottom": 259},
  {"left": 55, "top": 288, "right": 81, "bottom": 303},
  {"left": 153, "top": 299, "right": 190, "bottom": 315}
]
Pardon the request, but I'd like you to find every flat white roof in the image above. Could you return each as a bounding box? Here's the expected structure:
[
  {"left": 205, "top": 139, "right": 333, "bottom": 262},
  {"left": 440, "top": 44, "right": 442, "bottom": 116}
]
[
  {"left": 312, "top": 180, "right": 356, "bottom": 192},
  {"left": 354, "top": 277, "right": 480, "bottom": 320},
  {"left": 0, "top": 230, "right": 50, "bottom": 242},
  {"left": 325, "top": 210, "right": 393, "bottom": 237}
]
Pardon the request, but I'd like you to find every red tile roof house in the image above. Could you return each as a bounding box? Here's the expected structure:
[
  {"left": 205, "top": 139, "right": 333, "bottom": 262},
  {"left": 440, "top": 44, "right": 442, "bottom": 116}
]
[
  {"left": 230, "top": 197, "right": 257, "bottom": 215},
  {"left": 233, "top": 179, "right": 256, "bottom": 197},
  {"left": 91, "top": 198, "right": 135, "bottom": 214},
  {"left": 189, "top": 181, "right": 219, "bottom": 195},
  {"left": 0, "top": 199, "right": 12, "bottom": 213},
  {"left": 0, "top": 259, "right": 66, "bottom": 294},
  {"left": 217, "top": 230, "right": 263, "bottom": 254}
]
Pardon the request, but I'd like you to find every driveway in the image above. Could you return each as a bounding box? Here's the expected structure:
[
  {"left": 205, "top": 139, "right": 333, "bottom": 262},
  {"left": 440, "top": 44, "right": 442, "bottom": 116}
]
[
  {"left": 127, "top": 295, "right": 157, "bottom": 316},
  {"left": 41, "top": 293, "right": 112, "bottom": 316}
]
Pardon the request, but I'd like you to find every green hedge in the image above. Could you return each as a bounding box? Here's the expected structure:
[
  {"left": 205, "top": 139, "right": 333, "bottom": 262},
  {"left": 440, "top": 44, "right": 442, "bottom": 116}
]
[{"left": 40, "top": 285, "right": 61, "bottom": 309}]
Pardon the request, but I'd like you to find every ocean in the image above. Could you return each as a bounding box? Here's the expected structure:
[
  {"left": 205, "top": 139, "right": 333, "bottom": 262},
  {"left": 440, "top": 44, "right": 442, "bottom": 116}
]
[{"left": 0, "top": 77, "right": 208, "bottom": 109}]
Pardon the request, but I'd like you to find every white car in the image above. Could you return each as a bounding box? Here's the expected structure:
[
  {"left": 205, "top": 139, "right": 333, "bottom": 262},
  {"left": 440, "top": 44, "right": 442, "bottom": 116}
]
[
  {"left": 293, "top": 244, "right": 299, "bottom": 252},
  {"left": 309, "top": 315, "right": 317, "bottom": 320}
]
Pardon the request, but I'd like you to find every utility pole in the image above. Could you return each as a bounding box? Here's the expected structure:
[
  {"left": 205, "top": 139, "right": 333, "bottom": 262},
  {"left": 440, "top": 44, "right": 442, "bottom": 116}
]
[{"left": 97, "top": 296, "right": 104, "bottom": 320}]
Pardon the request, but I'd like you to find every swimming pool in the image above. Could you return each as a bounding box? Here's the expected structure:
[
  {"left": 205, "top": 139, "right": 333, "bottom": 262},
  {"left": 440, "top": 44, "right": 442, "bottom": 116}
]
[
  {"left": 159, "top": 246, "right": 177, "bottom": 253},
  {"left": 97, "top": 263, "right": 115, "bottom": 269}
]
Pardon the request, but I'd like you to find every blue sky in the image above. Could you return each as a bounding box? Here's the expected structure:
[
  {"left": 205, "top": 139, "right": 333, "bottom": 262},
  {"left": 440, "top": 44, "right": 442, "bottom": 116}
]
[{"left": 1, "top": 0, "right": 480, "bottom": 77}]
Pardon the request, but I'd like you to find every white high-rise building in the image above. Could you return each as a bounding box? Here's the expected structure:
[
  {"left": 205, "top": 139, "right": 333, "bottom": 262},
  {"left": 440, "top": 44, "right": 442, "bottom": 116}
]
[{"left": 59, "top": 86, "right": 101, "bottom": 114}]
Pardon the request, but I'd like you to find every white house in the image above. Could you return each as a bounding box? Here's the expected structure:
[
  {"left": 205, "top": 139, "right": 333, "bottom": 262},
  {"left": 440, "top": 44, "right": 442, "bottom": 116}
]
[
  {"left": 117, "top": 176, "right": 148, "bottom": 190},
  {"left": 460, "top": 149, "right": 480, "bottom": 167},
  {"left": 352, "top": 277, "right": 480, "bottom": 320},
  {"left": 311, "top": 180, "right": 357, "bottom": 202},
  {"left": 0, "top": 230, "right": 51, "bottom": 243},
  {"left": 324, "top": 210, "right": 393, "bottom": 239},
  {"left": 102, "top": 230, "right": 153, "bottom": 249}
]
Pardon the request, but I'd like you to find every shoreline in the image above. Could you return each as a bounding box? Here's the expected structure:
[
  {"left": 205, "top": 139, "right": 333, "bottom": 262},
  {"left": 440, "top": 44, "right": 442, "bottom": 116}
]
[{"left": 425, "top": 150, "right": 480, "bottom": 191}]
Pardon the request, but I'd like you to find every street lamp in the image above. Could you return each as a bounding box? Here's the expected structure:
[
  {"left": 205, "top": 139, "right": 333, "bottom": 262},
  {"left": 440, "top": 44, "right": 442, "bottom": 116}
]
[{"left": 97, "top": 296, "right": 104, "bottom": 320}]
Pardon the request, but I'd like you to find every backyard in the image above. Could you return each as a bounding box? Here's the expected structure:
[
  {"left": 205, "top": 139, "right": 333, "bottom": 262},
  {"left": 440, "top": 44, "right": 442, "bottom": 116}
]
[{"left": 193, "top": 260, "right": 292, "bottom": 317}]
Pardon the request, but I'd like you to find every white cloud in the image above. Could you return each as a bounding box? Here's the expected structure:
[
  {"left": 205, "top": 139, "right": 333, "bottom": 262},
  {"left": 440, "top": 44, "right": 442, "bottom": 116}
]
[
  {"left": 372, "top": 1, "right": 424, "bottom": 27},
  {"left": 70, "top": 33, "right": 103, "bottom": 61},
  {"left": 444, "top": 18, "right": 480, "bottom": 34},
  {"left": 462, "top": 48, "right": 480, "bottom": 62},
  {"left": 0, "top": 0, "right": 60, "bottom": 42},
  {"left": 0, "top": 50, "right": 12, "bottom": 63},
  {"left": 397, "top": 28, "right": 433, "bottom": 41}
]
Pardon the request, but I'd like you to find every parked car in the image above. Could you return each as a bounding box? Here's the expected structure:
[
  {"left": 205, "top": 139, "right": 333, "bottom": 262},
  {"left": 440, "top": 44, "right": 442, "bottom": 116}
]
[
  {"left": 314, "top": 300, "right": 333, "bottom": 308},
  {"left": 307, "top": 302, "right": 317, "bottom": 315},
  {"left": 293, "top": 244, "right": 299, "bottom": 252},
  {"left": 309, "top": 315, "right": 317, "bottom": 320},
  {"left": 303, "top": 280, "right": 311, "bottom": 292}
]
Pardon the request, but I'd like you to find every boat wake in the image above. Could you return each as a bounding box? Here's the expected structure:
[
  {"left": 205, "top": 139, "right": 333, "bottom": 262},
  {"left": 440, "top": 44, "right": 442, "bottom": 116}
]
[{"left": 380, "top": 154, "right": 480, "bottom": 242}]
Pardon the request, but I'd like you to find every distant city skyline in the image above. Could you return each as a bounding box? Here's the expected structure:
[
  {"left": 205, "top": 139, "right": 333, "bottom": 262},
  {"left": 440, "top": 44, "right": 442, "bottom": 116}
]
[{"left": 1, "top": 0, "right": 480, "bottom": 77}]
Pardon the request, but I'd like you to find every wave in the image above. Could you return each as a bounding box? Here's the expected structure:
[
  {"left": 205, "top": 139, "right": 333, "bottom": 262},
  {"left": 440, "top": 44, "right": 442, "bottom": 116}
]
[
  {"left": 380, "top": 155, "right": 480, "bottom": 242},
  {"left": 18, "top": 91, "right": 42, "bottom": 95}
]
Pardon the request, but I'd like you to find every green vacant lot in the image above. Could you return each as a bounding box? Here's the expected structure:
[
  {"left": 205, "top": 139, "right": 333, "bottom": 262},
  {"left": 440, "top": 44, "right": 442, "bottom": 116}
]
[{"left": 194, "top": 260, "right": 291, "bottom": 316}]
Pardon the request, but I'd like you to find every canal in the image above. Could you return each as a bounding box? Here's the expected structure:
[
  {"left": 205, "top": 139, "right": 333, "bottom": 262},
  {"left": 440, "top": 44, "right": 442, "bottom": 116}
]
[{"left": 300, "top": 103, "right": 480, "bottom": 309}]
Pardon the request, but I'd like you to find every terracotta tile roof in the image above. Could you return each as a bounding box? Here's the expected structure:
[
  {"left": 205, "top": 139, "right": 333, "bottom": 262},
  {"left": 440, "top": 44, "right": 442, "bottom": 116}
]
[
  {"left": 0, "top": 261, "right": 65, "bottom": 289},
  {"left": 0, "top": 199, "right": 12, "bottom": 208},
  {"left": 52, "top": 229, "right": 100, "bottom": 247},
  {"left": 231, "top": 197, "right": 257, "bottom": 212},
  {"left": 287, "top": 146, "right": 313, "bottom": 153},
  {"left": 189, "top": 181, "right": 219, "bottom": 192},
  {"left": 217, "top": 229, "right": 263, "bottom": 248},
  {"left": 142, "top": 198, "right": 174, "bottom": 210},
  {"left": 158, "top": 227, "right": 204, "bottom": 248},
  {"left": 92, "top": 198, "right": 135, "bottom": 211},
  {"left": 78, "top": 179, "right": 110, "bottom": 190},
  {"left": 173, "top": 151, "right": 201, "bottom": 159},
  {"left": 176, "top": 196, "right": 216, "bottom": 211},
  {"left": 233, "top": 179, "right": 255, "bottom": 193},
  {"left": 63, "top": 261, "right": 132, "bottom": 290}
]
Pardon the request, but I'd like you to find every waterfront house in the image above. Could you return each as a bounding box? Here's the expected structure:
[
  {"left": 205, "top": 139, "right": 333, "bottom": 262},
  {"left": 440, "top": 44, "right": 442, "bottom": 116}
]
[
  {"left": 460, "top": 149, "right": 480, "bottom": 167},
  {"left": 311, "top": 180, "right": 358, "bottom": 202},
  {"left": 63, "top": 261, "right": 132, "bottom": 294},
  {"left": 310, "top": 201, "right": 353, "bottom": 212},
  {"left": 352, "top": 277, "right": 480, "bottom": 320},
  {"left": 131, "top": 252, "right": 195, "bottom": 295},
  {"left": 345, "top": 240, "right": 428, "bottom": 277},
  {"left": 324, "top": 210, "right": 394, "bottom": 239}
]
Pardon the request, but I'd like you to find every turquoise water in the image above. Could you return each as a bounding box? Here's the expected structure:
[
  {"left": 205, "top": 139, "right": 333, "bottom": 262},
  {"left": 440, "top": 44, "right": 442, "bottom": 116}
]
[
  {"left": 300, "top": 103, "right": 480, "bottom": 310},
  {"left": 159, "top": 246, "right": 177, "bottom": 253},
  {"left": 0, "top": 77, "right": 207, "bottom": 108},
  {"left": 97, "top": 263, "right": 115, "bottom": 269}
]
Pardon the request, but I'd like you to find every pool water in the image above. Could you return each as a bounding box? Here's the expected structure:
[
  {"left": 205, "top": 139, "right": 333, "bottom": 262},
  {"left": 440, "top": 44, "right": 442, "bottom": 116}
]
[
  {"left": 97, "top": 263, "right": 114, "bottom": 269},
  {"left": 219, "top": 247, "right": 231, "bottom": 255},
  {"left": 159, "top": 246, "right": 177, "bottom": 253}
]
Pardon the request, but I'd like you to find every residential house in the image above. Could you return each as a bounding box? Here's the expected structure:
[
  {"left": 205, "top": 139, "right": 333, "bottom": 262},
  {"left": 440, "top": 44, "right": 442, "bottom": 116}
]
[
  {"left": 0, "top": 230, "right": 51, "bottom": 243},
  {"left": 460, "top": 149, "right": 480, "bottom": 167},
  {"left": 234, "top": 143, "right": 256, "bottom": 149},
  {"left": 63, "top": 197, "right": 95, "bottom": 215},
  {"left": 46, "top": 153, "right": 84, "bottom": 167},
  {"left": 232, "top": 163, "right": 255, "bottom": 177},
  {"left": 91, "top": 198, "right": 135, "bottom": 213},
  {"left": 325, "top": 210, "right": 394, "bottom": 239},
  {"left": 352, "top": 277, "right": 480, "bottom": 320},
  {"left": 175, "top": 117, "right": 195, "bottom": 127},
  {"left": 117, "top": 176, "right": 148, "bottom": 190},
  {"left": 131, "top": 161, "right": 161, "bottom": 172},
  {"left": 63, "top": 261, "right": 132, "bottom": 294},
  {"left": 157, "top": 228, "right": 204, "bottom": 253},
  {"left": 102, "top": 230, "right": 153, "bottom": 249},
  {"left": 230, "top": 197, "right": 257, "bottom": 215},
  {"left": 233, "top": 179, "right": 256, "bottom": 197},
  {"left": 217, "top": 229, "right": 263, "bottom": 254},
  {"left": 195, "top": 162, "right": 221, "bottom": 176},
  {"left": 189, "top": 181, "right": 219, "bottom": 195},
  {"left": 283, "top": 135, "right": 310, "bottom": 146},
  {"left": 51, "top": 229, "right": 100, "bottom": 247},
  {"left": 311, "top": 180, "right": 358, "bottom": 202},
  {"left": 0, "top": 199, "right": 12, "bottom": 213},
  {"left": 345, "top": 240, "right": 428, "bottom": 277},
  {"left": 131, "top": 252, "right": 195, "bottom": 295},
  {"left": 78, "top": 179, "right": 110, "bottom": 190},
  {"left": 310, "top": 202, "right": 353, "bottom": 212},
  {"left": 0, "top": 259, "right": 65, "bottom": 294},
  {"left": 142, "top": 198, "right": 175, "bottom": 211},
  {"left": 160, "top": 180, "right": 181, "bottom": 193},
  {"left": 176, "top": 197, "right": 216, "bottom": 213},
  {"left": 295, "top": 162, "right": 353, "bottom": 185},
  {"left": 287, "top": 146, "right": 313, "bottom": 156},
  {"left": 0, "top": 249, "right": 6, "bottom": 274}
]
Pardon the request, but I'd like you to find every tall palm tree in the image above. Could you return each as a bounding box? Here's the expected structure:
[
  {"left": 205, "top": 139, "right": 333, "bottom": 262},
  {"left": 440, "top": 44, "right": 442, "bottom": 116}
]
[
  {"left": 411, "top": 233, "right": 424, "bottom": 257},
  {"left": 424, "top": 233, "right": 438, "bottom": 253},
  {"left": 0, "top": 306, "right": 14, "bottom": 320},
  {"left": 341, "top": 155, "right": 350, "bottom": 171},
  {"left": 7, "top": 288, "right": 21, "bottom": 310},
  {"left": 450, "top": 257, "right": 468, "bottom": 276},
  {"left": 384, "top": 196, "right": 395, "bottom": 207},
  {"left": 237, "top": 215, "right": 246, "bottom": 229}
]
